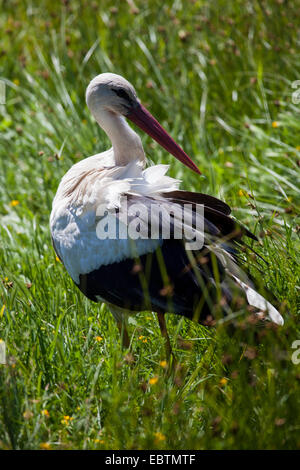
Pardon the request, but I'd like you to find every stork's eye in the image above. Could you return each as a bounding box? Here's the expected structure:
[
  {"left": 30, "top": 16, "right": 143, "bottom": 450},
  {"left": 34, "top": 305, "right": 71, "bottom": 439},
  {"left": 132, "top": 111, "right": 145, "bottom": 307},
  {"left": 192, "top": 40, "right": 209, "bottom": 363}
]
[{"left": 112, "top": 88, "right": 131, "bottom": 102}]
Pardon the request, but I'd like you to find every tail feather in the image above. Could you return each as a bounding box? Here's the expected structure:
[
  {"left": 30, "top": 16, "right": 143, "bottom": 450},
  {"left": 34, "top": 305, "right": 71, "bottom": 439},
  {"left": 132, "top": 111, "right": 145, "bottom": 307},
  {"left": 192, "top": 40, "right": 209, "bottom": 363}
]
[
  {"left": 230, "top": 274, "right": 284, "bottom": 325},
  {"left": 209, "top": 245, "right": 284, "bottom": 326}
]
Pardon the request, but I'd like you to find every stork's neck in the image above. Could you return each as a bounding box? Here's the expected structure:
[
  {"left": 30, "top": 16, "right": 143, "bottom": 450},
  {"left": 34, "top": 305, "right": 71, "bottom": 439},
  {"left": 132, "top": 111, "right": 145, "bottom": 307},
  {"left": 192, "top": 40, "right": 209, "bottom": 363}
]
[{"left": 95, "top": 109, "right": 145, "bottom": 166}]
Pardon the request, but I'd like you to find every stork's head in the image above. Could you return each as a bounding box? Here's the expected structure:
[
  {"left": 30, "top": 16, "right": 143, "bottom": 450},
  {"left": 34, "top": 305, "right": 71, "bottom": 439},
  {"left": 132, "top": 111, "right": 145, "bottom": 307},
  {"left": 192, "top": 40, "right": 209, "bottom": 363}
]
[
  {"left": 86, "top": 73, "right": 201, "bottom": 174},
  {"left": 86, "top": 73, "right": 139, "bottom": 116}
]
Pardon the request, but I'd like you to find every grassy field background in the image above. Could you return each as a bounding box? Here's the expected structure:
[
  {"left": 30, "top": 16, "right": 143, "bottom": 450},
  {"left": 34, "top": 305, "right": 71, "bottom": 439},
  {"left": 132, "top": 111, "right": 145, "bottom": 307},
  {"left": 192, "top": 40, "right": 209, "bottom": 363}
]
[{"left": 0, "top": 0, "right": 299, "bottom": 450}]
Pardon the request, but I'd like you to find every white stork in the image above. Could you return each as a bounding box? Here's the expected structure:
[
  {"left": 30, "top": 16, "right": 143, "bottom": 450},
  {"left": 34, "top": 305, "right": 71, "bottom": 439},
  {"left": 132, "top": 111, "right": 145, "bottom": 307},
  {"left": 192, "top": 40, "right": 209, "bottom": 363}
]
[{"left": 50, "top": 73, "right": 284, "bottom": 357}]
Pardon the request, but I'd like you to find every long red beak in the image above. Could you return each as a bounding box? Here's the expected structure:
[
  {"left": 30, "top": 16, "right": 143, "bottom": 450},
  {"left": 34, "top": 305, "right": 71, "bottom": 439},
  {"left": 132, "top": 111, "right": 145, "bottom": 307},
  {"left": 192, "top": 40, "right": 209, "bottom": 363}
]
[{"left": 127, "top": 104, "right": 201, "bottom": 174}]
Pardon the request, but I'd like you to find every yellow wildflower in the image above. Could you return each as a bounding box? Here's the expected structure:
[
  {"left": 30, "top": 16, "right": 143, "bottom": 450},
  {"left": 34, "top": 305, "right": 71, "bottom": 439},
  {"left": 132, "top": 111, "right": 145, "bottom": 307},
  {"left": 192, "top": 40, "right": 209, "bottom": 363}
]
[
  {"left": 55, "top": 256, "right": 61, "bottom": 263},
  {"left": 154, "top": 431, "right": 166, "bottom": 442},
  {"left": 149, "top": 376, "right": 158, "bottom": 385},
  {"left": 10, "top": 200, "right": 19, "bottom": 207},
  {"left": 40, "top": 442, "right": 51, "bottom": 450},
  {"left": 159, "top": 360, "right": 167, "bottom": 369},
  {"left": 41, "top": 409, "right": 50, "bottom": 418},
  {"left": 138, "top": 335, "right": 148, "bottom": 343},
  {"left": 94, "top": 438, "right": 105, "bottom": 444},
  {"left": 61, "top": 415, "right": 73, "bottom": 426},
  {"left": 95, "top": 336, "right": 103, "bottom": 342},
  {"left": 272, "top": 121, "right": 279, "bottom": 128},
  {"left": 219, "top": 377, "right": 228, "bottom": 386}
]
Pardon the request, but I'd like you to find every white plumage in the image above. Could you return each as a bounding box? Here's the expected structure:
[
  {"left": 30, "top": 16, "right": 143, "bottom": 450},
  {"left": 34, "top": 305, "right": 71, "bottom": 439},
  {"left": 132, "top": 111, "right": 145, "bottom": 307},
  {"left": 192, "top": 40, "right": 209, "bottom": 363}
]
[{"left": 50, "top": 159, "right": 180, "bottom": 283}]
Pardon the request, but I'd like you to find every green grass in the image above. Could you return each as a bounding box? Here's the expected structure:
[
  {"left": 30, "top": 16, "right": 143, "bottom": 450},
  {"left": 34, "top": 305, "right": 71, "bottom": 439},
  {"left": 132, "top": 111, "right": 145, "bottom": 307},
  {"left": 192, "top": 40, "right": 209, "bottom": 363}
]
[{"left": 0, "top": 0, "right": 299, "bottom": 450}]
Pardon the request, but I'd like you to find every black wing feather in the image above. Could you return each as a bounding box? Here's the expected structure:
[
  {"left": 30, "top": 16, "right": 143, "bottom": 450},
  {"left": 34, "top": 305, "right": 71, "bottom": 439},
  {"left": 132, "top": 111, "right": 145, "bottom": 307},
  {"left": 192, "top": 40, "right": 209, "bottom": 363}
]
[
  {"left": 78, "top": 239, "right": 231, "bottom": 322},
  {"left": 76, "top": 191, "right": 260, "bottom": 323}
]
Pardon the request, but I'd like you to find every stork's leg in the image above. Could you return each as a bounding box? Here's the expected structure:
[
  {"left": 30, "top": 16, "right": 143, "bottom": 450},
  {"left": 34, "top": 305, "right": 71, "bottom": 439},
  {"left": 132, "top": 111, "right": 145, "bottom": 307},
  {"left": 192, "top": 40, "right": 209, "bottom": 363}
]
[
  {"left": 116, "top": 320, "right": 130, "bottom": 349},
  {"left": 109, "top": 306, "right": 130, "bottom": 349},
  {"left": 157, "top": 312, "right": 174, "bottom": 363}
]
